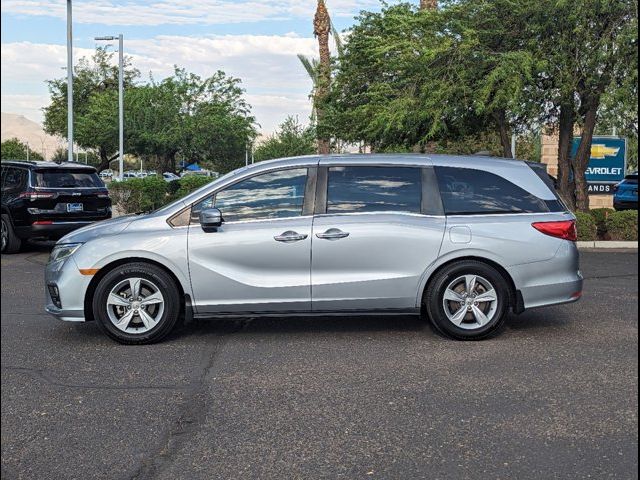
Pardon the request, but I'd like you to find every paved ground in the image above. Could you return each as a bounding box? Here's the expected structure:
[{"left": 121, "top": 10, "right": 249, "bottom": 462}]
[{"left": 1, "top": 247, "right": 638, "bottom": 480}]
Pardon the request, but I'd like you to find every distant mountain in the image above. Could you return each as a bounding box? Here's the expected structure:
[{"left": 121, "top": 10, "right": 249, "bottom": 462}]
[{"left": 1, "top": 113, "right": 64, "bottom": 160}]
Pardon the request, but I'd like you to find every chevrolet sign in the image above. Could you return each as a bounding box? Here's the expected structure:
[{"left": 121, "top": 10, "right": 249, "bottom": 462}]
[{"left": 571, "top": 136, "right": 627, "bottom": 194}]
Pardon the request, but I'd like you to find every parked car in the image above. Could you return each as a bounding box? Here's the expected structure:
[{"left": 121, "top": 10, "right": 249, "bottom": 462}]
[
  {"left": 99, "top": 170, "right": 113, "bottom": 179},
  {"left": 45, "top": 154, "right": 582, "bottom": 344},
  {"left": 613, "top": 172, "right": 638, "bottom": 211},
  {"left": 162, "top": 172, "right": 181, "bottom": 183},
  {"left": 2, "top": 160, "right": 111, "bottom": 254},
  {"left": 180, "top": 170, "right": 215, "bottom": 178}
]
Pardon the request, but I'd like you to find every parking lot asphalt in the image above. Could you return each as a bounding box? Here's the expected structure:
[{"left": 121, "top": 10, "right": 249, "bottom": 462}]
[{"left": 1, "top": 248, "right": 638, "bottom": 480}]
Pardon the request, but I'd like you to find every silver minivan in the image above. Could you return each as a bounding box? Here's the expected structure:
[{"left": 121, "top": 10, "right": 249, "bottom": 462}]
[{"left": 45, "top": 155, "right": 583, "bottom": 344}]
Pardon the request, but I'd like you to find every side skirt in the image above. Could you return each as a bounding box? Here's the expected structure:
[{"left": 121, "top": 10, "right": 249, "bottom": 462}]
[{"left": 193, "top": 308, "right": 421, "bottom": 320}]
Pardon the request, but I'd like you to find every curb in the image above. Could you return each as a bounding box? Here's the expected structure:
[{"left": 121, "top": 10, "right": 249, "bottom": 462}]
[{"left": 577, "top": 241, "right": 638, "bottom": 249}]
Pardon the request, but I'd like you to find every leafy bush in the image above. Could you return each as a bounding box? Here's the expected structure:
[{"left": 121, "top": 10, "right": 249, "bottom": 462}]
[
  {"left": 589, "top": 208, "right": 615, "bottom": 239},
  {"left": 173, "top": 175, "right": 213, "bottom": 199},
  {"left": 109, "top": 176, "right": 169, "bottom": 214},
  {"left": 605, "top": 210, "right": 638, "bottom": 241},
  {"left": 575, "top": 212, "right": 597, "bottom": 241},
  {"left": 166, "top": 179, "right": 181, "bottom": 197}
]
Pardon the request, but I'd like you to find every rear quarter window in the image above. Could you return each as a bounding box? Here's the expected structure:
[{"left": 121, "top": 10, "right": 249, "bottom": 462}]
[
  {"left": 34, "top": 170, "right": 104, "bottom": 188},
  {"left": 435, "top": 166, "right": 553, "bottom": 215},
  {"left": 2, "top": 167, "right": 28, "bottom": 191}
]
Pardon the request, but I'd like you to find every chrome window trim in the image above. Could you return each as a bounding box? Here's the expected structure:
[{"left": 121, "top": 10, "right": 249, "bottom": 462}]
[
  {"left": 314, "top": 211, "right": 445, "bottom": 219},
  {"left": 445, "top": 211, "right": 571, "bottom": 218},
  {"left": 209, "top": 214, "right": 315, "bottom": 226}
]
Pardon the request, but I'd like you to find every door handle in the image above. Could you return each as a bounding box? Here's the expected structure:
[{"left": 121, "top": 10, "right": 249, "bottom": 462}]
[
  {"left": 316, "top": 228, "right": 350, "bottom": 240},
  {"left": 274, "top": 231, "right": 308, "bottom": 242}
]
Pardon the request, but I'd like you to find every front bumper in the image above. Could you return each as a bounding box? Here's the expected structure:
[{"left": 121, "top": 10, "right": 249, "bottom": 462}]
[{"left": 44, "top": 257, "right": 92, "bottom": 322}]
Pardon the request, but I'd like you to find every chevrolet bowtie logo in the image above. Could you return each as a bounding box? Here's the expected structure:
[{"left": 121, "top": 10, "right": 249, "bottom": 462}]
[{"left": 590, "top": 144, "right": 620, "bottom": 159}]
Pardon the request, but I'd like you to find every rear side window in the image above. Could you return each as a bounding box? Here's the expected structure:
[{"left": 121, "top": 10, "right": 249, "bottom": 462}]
[
  {"left": 34, "top": 169, "right": 103, "bottom": 188},
  {"left": 327, "top": 166, "right": 422, "bottom": 214},
  {"left": 3, "top": 167, "right": 28, "bottom": 191},
  {"left": 435, "top": 167, "right": 551, "bottom": 215},
  {"left": 526, "top": 162, "right": 568, "bottom": 211}
]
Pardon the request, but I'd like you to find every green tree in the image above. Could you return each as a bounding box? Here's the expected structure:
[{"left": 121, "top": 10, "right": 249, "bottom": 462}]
[
  {"left": 325, "top": 2, "right": 534, "bottom": 155},
  {"left": 126, "top": 68, "right": 256, "bottom": 173},
  {"left": 254, "top": 116, "right": 316, "bottom": 162},
  {"left": 44, "top": 48, "right": 256, "bottom": 175},
  {"left": 524, "top": 0, "right": 637, "bottom": 210},
  {"left": 1, "top": 138, "right": 44, "bottom": 160},
  {"left": 43, "top": 47, "right": 139, "bottom": 171}
]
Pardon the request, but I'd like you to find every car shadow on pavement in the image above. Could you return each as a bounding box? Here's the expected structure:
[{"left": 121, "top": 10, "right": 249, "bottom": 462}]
[
  {"left": 59, "top": 309, "right": 574, "bottom": 345},
  {"left": 506, "top": 307, "right": 573, "bottom": 332}
]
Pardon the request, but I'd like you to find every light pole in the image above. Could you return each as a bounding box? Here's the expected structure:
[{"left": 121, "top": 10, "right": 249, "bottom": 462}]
[
  {"left": 67, "top": 0, "right": 74, "bottom": 163},
  {"left": 95, "top": 34, "right": 124, "bottom": 180}
]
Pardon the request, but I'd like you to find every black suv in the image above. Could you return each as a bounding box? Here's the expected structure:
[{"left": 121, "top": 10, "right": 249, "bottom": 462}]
[{"left": 1, "top": 161, "right": 112, "bottom": 253}]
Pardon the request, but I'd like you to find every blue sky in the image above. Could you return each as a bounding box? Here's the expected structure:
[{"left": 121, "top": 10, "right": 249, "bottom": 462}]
[{"left": 1, "top": 0, "right": 394, "bottom": 133}]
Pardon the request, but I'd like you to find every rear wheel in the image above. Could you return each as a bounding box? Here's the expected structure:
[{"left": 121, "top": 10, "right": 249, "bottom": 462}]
[
  {"left": 1, "top": 214, "right": 22, "bottom": 254},
  {"left": 93, "top": 262, "right": 182, "bottom": 344},
  {"left": 424, "top": 260, "right": 510, "bottom": 340}
]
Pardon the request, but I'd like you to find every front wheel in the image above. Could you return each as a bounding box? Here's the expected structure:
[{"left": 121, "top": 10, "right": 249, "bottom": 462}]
[
  {"left": 93, "top": 262, "right": 182, "bottom": 344},
  {"left": 424, "top": 260, "right": 510, "bottom": 340}
]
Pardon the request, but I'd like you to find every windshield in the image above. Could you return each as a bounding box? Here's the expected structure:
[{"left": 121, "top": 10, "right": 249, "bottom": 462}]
[{"left": 34, "top": 169, "right": 104, "bottom": 188}]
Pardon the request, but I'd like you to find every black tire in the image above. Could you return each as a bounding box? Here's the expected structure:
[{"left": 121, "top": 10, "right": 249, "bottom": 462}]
[
  {"left": 1, "top": 214, "right": 22, "bottom": 254},
  {"left": 92, "top": 262, "right": 182, "bottom": 345},
  {"left": 423, "top": 260, "right": 510, "bottom": 340}
]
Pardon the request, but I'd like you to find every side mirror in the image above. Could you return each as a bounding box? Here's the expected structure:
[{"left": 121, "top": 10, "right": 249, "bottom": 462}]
[{"left": 200, "top": 208, "right": 223, "bottom": 231}]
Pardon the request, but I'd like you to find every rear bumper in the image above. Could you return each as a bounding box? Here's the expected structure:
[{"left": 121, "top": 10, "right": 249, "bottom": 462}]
[
  {"left": 16, "top": 220, "right": 103, "bottom": 240},
  {"left": 518, "top": 277, "right": 583, "bottom": 310},
  {"left": 508, "top": 240, "right": 583, "bottom": 310}
]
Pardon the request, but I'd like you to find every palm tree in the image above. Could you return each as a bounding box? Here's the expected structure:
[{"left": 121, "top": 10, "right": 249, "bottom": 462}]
[
  {"left": 297, "top": 20, "right": 344, "bottom": 118},
  {"left": 313, "top": 0, "right": 332, "bottom": 154},
  {"left": 420, "top": 0, "right": 437, "bottom": 9}
]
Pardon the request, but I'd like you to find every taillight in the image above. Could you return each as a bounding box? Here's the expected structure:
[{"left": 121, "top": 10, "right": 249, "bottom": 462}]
[
  {"left": 19, "top": 192, "right": 57, "bottom": 200},
  {"left": 33, "top": 220, "right": 54, "bottom": 225},
  {"left": 532, "top": 220, "right": 578, "bottom": 242}
]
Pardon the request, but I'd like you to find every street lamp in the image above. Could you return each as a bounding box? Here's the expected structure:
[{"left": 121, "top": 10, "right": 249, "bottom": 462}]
[
  {"left": 67, "top": 0, "right": 73, "bottom": 163},
  {"left": 95, "top": 34, "right": 124, "bottom": 180}
]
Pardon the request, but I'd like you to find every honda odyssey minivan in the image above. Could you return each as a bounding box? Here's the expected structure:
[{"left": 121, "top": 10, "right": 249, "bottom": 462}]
[{"left": 45, "top": 155, "right": 583, "bottom": 344}]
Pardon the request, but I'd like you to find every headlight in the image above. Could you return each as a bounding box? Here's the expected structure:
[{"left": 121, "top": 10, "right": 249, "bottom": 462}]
[{"left": 49, "top": 243, "right": 83, "bottom": 264}]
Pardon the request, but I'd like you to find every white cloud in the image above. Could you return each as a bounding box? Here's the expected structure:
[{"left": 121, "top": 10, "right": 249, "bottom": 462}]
[
  {"left": 1, "top": 0, "right": 380, "bottom": 26},
  {"left": 1, "top": 35, "right": 317, "bottom": 133}
]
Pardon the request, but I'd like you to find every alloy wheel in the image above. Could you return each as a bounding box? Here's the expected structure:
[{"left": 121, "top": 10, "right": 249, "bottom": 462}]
[
  {"left": 442, "top": 275, "right": 499, "bottom": 330},
  {"left": 106, "top": 277, "right": 165, "bottom": 334}
]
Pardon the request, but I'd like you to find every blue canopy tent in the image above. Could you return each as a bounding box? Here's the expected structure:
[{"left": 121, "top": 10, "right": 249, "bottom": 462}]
[{"left": 179, "top": 161, "right": 202, "bottom": 172}]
